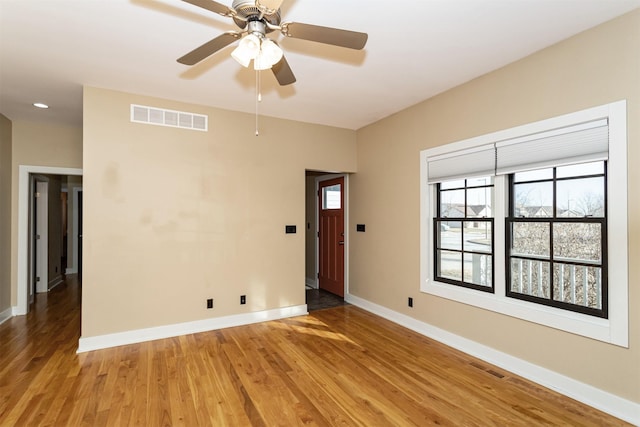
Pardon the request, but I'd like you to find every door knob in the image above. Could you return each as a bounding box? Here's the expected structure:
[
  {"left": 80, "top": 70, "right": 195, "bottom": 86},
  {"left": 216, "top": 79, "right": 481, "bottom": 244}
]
[{"left": 338, "top": 241, "right": 344, "bottom": 245}]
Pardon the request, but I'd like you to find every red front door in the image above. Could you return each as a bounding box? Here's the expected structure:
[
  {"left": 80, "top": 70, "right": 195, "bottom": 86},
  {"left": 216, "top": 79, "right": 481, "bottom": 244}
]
[{"left": 318, "top": 177, "right": 345, "bottom": 297}]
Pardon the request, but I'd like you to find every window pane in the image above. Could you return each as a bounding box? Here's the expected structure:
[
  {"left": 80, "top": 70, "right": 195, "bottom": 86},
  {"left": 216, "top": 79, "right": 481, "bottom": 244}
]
[
  {"left": 464, "top": 253, "right": 492, "bottom": 287},
  {"left": 438, "top": 221, "right": 461, "bottom": 250},
  {"left": 507, "top": 161, "right": 608, "bottom": 317},
  {"left": 440, "top": 179, "right": 465, "bottom": 190},
  {"left": 467, "top": 187, "right": 493, "bottom": 217},
  {"left": 513, "top": 182, "right": 553, "bottom": 217},
  {"left": 464, "top": 222, "right": 492, "bottom": 253},
  {"left": 510, "top": 258, "right": 550, "bottom": 298},
  {"left": 514, "top": 168, "right": 553, "bottom": 182},
  {"left": 322, "top": 184, "right": 341, "bottom": 209},
  {"left": 556, "top": 177, "right": 605, "bottom": 217},
  {"left": 556, "top": 161, "right": 604, "bottom": 178},
  {"left": 440, "top": 190, "right": 465, "bottom": 217},
  {"left": 553, "top": 264, "right": 602, "bottom": 309},
  {"left": 438, "top": 250, "right": 462, "bottom": 281},
  {"left": 511, "top": 222, "right": 550, "bottom": 257},
  {"left": 553, "top": 223, "right": 602, "bottom": 262},
  {"left": 436, "top": 176, "right": 494, "bottom": 290}
]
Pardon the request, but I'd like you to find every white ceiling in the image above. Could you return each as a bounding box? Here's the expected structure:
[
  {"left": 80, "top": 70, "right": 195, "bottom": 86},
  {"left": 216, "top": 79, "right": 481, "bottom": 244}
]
[{"left": 1, "top": 0, "right": 639, "bottom": 130}]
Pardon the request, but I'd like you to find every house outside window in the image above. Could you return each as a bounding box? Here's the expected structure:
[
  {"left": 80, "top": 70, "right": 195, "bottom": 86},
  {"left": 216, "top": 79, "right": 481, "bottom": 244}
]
[
  {"left": 506, "top": 162, "right": 607, "bottom": 318},
  {"left": 434, "top": 178, "right": 494, "bottom": 292}
]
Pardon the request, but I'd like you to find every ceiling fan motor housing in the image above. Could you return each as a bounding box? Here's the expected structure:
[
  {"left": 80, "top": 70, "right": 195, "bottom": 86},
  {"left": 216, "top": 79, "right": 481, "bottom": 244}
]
[{"left": 232, "top": 0, "right": 281, "bottom": 32}]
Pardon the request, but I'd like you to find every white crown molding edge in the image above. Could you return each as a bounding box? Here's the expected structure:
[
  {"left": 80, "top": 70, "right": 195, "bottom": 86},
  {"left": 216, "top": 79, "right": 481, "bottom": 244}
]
[
  {"left": 77, "top": 304, "right": 308, "bottom": 354},
  {"left": 344, "top": 292, "right": 639, "bottom": 425}
]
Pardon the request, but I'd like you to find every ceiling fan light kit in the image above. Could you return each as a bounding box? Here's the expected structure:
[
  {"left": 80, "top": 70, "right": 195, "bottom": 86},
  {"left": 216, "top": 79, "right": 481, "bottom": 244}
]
[
  {"left": 230, "top": 21, "right": 283, "bottom": 70},
  {"left": 259, "top": 39, "right": 283, "bottom": 68},
  {"left": 178, "top": 0, "right": 368, "bottom": 84},
  {"left": 231, "top": 33, "right": 261, "bottom": 67}
]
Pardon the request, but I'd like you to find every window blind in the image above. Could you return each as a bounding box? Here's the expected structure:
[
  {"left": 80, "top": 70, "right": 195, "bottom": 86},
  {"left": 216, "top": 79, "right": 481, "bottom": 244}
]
[
  {"left": 426, "top": 144, "right": 495, "bottom": 183},
  {"left": 426, "top": 118, "right": 608, "bottom": 183},
  {"left": 495, "top": 119, "right": 608, "bottom": 175}
]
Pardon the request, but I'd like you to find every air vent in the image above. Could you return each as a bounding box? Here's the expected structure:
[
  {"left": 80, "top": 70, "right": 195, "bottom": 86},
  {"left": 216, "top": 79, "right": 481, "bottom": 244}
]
[{"left": 130, "top": 104, "right": 208, "bottom": 132}]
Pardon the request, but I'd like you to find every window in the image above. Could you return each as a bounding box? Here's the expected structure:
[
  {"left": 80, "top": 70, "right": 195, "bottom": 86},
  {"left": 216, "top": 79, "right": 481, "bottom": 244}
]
[
  {"left": 506, "top": 162, "right": 607, "bottom": 318},
  {"left": 322, "top": 184, "right": 342, "bottom": 209},
  {"left": 435, "top": 178, "right": 494, "bottom": 292},
  {"left": 419, "top": 101, "right": 628, "bottom": 347}
]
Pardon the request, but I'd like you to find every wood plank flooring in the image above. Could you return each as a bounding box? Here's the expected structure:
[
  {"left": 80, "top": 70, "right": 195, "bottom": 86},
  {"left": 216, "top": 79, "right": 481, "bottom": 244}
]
[{"left": 0, "top": 276, "right": 631, "bottom": 426}]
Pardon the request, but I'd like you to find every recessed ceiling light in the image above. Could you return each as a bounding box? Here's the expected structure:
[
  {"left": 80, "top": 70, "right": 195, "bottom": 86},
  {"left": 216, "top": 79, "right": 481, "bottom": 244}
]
[{"left": 33, "top": 102, "right": 49, "bottom": 109}]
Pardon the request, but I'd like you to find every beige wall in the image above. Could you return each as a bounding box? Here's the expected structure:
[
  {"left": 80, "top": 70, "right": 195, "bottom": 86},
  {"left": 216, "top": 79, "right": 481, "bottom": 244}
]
[
  {"left": 0, "top": 114, "right": 12, "bottom": 313},
  {"left": 10, "top": 121, "right": 83, "bottom": 305},
  {"left": 351, "top": 10, "right": 640, "bottom": 402},
  {"left": 82, "top": 87, "right": 357, "bottom": 337}
]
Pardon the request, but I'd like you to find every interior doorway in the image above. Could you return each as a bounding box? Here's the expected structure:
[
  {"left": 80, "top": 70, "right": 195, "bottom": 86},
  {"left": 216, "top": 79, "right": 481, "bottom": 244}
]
[
  {"left": 318, "top": 176, "right": 345, "bottom": 297},
  {"left": 27, "top": 174, "right": 83, "bottom": 299},
  {"left": 304, "top": 172, "right": 349, "bottom": 306},
  {"left": 17, "top": 166, "right": 83, "bottom": 315},
  {"left": 33, "top": 178, "right": 49, "bottom": 294},
  {"left": 77, "top": 190, "right": 82, "bottom": 283}
]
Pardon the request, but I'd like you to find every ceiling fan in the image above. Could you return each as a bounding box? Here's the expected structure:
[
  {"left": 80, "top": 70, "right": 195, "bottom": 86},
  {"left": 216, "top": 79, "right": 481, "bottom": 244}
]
[{"left": 177, "top": 0, "right": 368, "bottom": 86}]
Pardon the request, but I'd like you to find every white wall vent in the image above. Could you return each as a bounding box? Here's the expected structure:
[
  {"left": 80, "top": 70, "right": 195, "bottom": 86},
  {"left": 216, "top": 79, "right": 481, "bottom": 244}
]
[{"left": 130, "top": 104, "right": 208, "bottom": 132}]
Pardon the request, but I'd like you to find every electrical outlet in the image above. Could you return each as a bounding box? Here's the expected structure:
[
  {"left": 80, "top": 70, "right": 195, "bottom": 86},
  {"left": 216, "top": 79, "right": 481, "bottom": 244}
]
[
  {"left": 408, "top": 297, "right": 413, "bottom": 308},
  {"left": 207, "top": 298, "right": 214, "bottom": 309},
  {"left": 240, "top": 295, "right": 246, "bottom": 305}
]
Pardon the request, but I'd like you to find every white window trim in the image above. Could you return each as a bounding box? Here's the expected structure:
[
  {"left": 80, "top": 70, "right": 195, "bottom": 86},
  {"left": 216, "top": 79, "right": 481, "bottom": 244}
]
[{"left": 419, "top": 100, "right": 628, "bottom": 347}]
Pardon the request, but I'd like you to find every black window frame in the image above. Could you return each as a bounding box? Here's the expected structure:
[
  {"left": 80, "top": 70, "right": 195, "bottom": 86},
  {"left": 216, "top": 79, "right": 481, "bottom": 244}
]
[
  {"left": 505, "top": 163, "right": 608, "bottom": 318},
  {"left": 434, "top": 179, "right": 495, "bottom": 293}
]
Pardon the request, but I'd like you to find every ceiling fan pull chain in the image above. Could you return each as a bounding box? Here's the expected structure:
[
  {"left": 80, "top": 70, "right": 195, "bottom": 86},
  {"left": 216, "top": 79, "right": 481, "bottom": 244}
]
[
  {"left": 258, "top": 67, "right": 262, "bottom": 103},
  {"left": 255, "top": 68, "right": 260, "bottom": 136}
]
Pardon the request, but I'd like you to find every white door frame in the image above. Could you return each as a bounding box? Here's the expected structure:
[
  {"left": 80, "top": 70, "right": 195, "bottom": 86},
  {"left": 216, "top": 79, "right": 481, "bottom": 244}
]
[
  {"left": 314, "top": 173, "right": 349, "bottom": 297},
  {"left": 16, "top": 165, "right": 82, "bottom": 315}
]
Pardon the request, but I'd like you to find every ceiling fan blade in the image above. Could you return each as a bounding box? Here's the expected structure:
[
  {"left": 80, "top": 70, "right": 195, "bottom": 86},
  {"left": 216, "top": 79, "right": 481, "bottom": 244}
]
[
  {"left": 181, "top": 0, "right": 234, "bottom": 17},
  {"left": 281, "top": 22, "right": 368, "bottom": 50},
  {"left": 271, "top": 54, "right": 296, "bottom": 86},
  {"left": 177, "top": 32, "right": 241, "bottom": 65},
  {"left": 257, "top": 0, "right": 284, "bottom": 11}
]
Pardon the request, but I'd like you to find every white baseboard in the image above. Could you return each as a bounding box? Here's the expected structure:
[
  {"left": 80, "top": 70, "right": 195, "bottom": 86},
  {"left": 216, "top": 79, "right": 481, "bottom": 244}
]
[
  {"left": 305, "top": 277, "right": 318, "bottom": 288},
  {"left": 345, "top": 293, "right": 639, "bottom": 425},
  {"left": 77, "top": 304, "right": 308, "bottom": 353},
  {"left": 0, "top": 307, "right": 12, "bottom": 325},
  {"left": 65, "top": 267, "right": 77, "bottom": 275},
  {"left": 48, "top": 275, "right": 63, "bottom": 291}
]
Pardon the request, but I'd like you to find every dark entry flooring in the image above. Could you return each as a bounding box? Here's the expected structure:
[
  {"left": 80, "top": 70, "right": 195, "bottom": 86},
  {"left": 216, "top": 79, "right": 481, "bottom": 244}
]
[{"left": 305, "top": 288, "right": 348, "bottom": 311}]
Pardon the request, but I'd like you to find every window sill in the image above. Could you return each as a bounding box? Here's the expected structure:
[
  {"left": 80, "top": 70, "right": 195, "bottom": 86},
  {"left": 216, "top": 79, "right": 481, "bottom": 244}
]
[{"left": 422, "top": 279, "right": 622, "bottom": 347}]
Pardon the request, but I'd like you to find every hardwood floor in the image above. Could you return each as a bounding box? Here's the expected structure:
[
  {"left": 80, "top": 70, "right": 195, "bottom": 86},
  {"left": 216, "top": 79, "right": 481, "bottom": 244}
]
[{"left": 0, "top": 277, "right": 630, "bottom": 426}]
